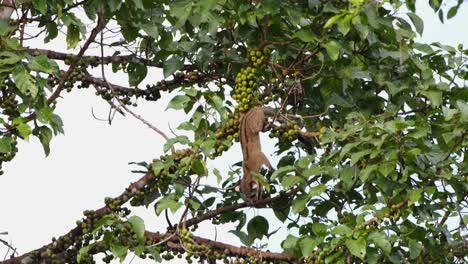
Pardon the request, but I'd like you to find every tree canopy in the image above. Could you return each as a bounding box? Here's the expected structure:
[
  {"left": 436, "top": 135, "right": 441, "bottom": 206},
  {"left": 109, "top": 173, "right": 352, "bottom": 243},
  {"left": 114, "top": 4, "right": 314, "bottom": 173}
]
[{"left": 0, "top": 0, "right": 467, "bottom": 263}]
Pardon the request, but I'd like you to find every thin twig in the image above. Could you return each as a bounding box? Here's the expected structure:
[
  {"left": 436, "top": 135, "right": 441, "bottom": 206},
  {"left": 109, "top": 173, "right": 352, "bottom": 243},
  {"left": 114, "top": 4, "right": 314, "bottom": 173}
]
[{"left": 47, "top": 14, "right": 106, "bottom": 105}]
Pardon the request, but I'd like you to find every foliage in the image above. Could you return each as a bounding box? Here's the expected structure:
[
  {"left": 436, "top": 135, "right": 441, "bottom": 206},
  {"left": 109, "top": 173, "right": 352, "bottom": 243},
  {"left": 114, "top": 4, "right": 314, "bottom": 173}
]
[{"left": 0, "top": 0, "right": 467, "bottom": 263}]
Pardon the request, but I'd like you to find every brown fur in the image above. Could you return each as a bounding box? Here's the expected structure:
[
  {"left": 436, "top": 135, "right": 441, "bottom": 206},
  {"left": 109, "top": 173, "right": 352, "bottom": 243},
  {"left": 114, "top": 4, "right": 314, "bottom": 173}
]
[
  {"left": 0, "top": 0, "right": 14, "bottom": 20},
  {"left": 237, "top": 107, "right": 273, "bottom": 202}
]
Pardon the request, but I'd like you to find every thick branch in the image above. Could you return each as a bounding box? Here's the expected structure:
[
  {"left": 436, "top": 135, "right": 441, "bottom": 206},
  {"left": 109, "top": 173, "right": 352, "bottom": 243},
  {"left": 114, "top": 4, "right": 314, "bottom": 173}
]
[
  {"left": 25, "top": 48, "right": 197, "bottom": 71},
  {"left": 146, "top": 231, "right": 295, "bottom": 262}
]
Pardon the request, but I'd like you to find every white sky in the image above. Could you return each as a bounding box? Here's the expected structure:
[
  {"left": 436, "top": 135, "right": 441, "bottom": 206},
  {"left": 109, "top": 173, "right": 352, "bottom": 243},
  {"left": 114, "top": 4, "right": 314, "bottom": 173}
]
[{"left": 0, "top": 2, "right": 467, "bottom": 263}]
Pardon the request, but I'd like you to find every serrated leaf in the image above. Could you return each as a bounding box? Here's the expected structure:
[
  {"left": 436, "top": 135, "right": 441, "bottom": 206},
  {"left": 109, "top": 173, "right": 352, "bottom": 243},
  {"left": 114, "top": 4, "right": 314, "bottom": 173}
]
[{"left": 346, "top": 237, "right": 366, "bottom": 260}]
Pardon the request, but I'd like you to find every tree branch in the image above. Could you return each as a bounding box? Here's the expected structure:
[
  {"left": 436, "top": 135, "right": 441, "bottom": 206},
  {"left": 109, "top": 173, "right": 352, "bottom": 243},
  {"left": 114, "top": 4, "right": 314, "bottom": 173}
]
[{"left": 46, "top": 14, "right": 106, "bottom": 105}]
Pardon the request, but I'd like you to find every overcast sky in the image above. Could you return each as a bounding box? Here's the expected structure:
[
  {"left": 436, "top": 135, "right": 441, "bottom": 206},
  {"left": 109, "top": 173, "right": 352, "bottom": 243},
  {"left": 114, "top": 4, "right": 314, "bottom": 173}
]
[{"left": 1, "top": 2, "right": 467, "bottom": 263}]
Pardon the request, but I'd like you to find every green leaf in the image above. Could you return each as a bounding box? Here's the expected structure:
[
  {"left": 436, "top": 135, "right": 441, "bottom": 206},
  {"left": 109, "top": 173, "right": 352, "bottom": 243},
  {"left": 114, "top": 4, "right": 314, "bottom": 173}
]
[
  {"left": 230, "top": 230, "right": 253, "bottom": 246},
  {"left": 247, "top": 216, "right": 269, "bottom": 240},
  {"left": 409, "top": 240, "right": 423, "bottom": 259},
  {"left": 128, "top": 63, "right": 148, "bottom": 87},
  {"left": 191, "top": 159, "right": 208, "bottom": 176},
  {"left": 292, "top": 193, "right": 310, "bottom": 214},
  {"left": 346, "top": 237, "right": 366, "bottom": 260},
  {"left": 378, "top": 162, "right": 394, "bottom": 177},
  {"left": 155, "top": 196, "right": 182, "bottom": 215},
  {"left": 298, "top": 236, "right": 320, "bottom": 257},
  {"left": 271, "top": 165, "right": 295, "bottom": 180},
  {"left": 324, "top": 40, "right": 340, "bottom": 61},
  {"left": 32, "top": 0, "right": 47, "bottom": 14},
  {"left": 128, "top": 216, "right": 145, "bottom": 241},
  {"left": 0, "top": 137, "right": 13, "bottom": 153},
  {"left": 323, "top": 14, "right": 342, "bottom": 29},
  {"left": 38, "top": 126, "right": 53, "bottom": 156},
  {"left": 163, "top": 56, "right": 184, "bottom": 78},
  {"left": 407, "top": 13, "right": 424, "bottom": 35},
  {"left": 110, "top": 243, "right": 128, "bottom": 262},
  {"left": 12, "top": 66, "right": 38, "bottom": 98},
  {"left": 447, "top": 6, "right": 458, "bottom": 19},
  {"left": 36, "top": 107, "right": 54, "bottom": 124},
  {"left": 0, "top": 51, "right": 22, "bottom": 65},
  {"left": 163, "top": 135, "right": 190, "bottom": 152},
  {"left": 167, "top": 95, "right": 191, "bottom": 110},
  {"left": 332, "top": 224, "right": 352, "bottom": 236},
  {"left": 309, "top": 184, "right": 326, "bottom": 196},
  {"left": 66, "top": 24, "right": 80, "bottom": 49},
  {"left": 45, "top": 22, "right": 58, "bottom": 42},
  {"left": 77, "top": 243, "right": 94, "bottom": 263},
  {"left": 281, "top": 176, "right": 303, "bottom": 189},
  {"left": 282, "top": 235, "right": 300, "bottom": 256},
  {"left": 368, "top": 232, "right": 391, "bottom": 254},
  {"left": 303, "top": 166, "right": 322, "bottom": 178},
  {"left": 29, "top": 55, "right": 59, "bottom": 74},
  {"left": 213, "top": 168, "right": 222, "bottom": 184},
  {"left": 293, "top": 30, "right": 316, "bottom": 42},
  {"left": 337, "top": 14, "right": 353, "bottom": 35},
  {"left": 251, "top": 171, "right": 270, "bottom": 192},
  {"left": 132, "top": 0, "right": 145, "bottom": 9},
  {"left": 360, "top": 164, "right": 377, "bottom": 182},
  {"left": 296, "top": 154, "right": 315, "bottom": 169},
  {"left": 16, "top": 123, "right": 31, "bottom": 141},
  {"left": 408, "top": 188, "right": 422, "bottom": 205},
  {"left": 350, "top": 149, "right": 371, "bottom": 166},
  {"left": 421, "top": 90, "right": 442, "bottom": 107}
]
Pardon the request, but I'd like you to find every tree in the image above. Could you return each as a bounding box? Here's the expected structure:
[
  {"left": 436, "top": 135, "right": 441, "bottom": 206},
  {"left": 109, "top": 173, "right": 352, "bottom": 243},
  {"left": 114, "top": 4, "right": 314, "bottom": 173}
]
[{"left": 0, "top": 0, "right": 466, "bottom": 263}]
